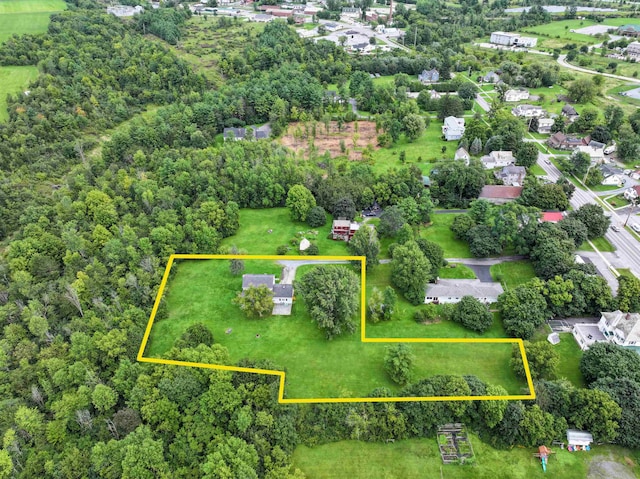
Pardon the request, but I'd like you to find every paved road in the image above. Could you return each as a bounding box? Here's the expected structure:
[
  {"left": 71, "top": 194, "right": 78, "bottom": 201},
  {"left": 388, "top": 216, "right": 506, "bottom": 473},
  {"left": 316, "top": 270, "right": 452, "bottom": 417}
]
[
  {"left": 475, "top": 93, "right": 491, "bottom": 113},
  {"left": 557, "top": 54, "right": 640, "bottom": 84},
  {"left": 537, "top": 153, "right": 640, "bottom": 289}
]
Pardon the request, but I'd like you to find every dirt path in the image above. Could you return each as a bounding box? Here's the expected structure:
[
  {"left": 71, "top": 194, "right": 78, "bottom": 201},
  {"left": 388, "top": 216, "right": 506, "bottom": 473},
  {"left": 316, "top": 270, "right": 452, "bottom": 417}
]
[{"left": 588, "top": 456, "right": 637, "bottom": 479}]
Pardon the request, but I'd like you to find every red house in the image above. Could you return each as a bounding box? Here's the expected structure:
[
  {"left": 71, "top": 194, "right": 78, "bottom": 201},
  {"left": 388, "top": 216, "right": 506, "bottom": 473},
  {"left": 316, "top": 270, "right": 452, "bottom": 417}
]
[
  {"left": 332, "top": 219, "right": 360, "bottom": 241},
  {"left": 540, "top": 212, "right": 564, "bottom": 223}
]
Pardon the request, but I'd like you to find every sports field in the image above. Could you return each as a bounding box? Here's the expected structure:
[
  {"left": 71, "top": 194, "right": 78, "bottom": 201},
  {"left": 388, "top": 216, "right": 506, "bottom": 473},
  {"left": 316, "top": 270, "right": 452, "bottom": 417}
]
[
  {"left": 0, "top": 65, "right": 38, "bottom": 121},
  {"left": 145, "top": 258, "right": 527, "bottom": 399}
]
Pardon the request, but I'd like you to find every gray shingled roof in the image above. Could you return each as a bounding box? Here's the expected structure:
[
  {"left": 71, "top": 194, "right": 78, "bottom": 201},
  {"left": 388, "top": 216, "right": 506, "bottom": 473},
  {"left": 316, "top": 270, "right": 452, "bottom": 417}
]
[
  {"left": 272, "top": 283, "right": 294, "bottom": 298},
  {"left": 242, "top": 274, "right": 275, "bottom": 290}
]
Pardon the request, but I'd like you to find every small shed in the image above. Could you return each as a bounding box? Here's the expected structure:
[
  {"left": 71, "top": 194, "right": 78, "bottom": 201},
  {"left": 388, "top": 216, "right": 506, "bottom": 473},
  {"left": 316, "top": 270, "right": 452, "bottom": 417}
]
[
  {"left": 566, "top": 429, "right": 593, "bottom": 450},
  {"left": 299, "top": 238, "right": 311, "bottom": 251},
  {"left": 547, "top": 332, "right": 560, "bottom": 345}
]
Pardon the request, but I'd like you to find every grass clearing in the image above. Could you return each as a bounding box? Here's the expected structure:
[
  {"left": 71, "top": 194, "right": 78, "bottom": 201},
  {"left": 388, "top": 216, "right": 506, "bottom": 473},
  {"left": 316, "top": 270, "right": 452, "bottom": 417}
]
[
  {"left": 438, "top": 263, "right": 476, "bottom": 279},
  {"left": 0, "top": 0, "right": 66, "bottom": 14},
  {"left": 553, "top": 333, "right": 586, "bottom": 388},
  {"left": 421, "top": 213, "right": 472, "bottom": 258},
  {"left": 490, "top": 261, "right": 537, "bottom": 289},
  {"left": 530, "top": 163, "right": 546, "bottom": 176},
  {"left": 578, "top": 236, "right": 615, "bottom": 253},
  {"left": 0, "top": 65, "right": 38, "bottom": 122},
  {"left": 220, "top": 208, "right": 350, "bottom": 257},
  {"left": 292, "top": 438, "right": 640, "bottom": 479},
  {"left": 0, "top": 11, "right": 53, "bottom": 43},
  {"left": 146, "top": 259, "right": 525, "bottom": 398}
]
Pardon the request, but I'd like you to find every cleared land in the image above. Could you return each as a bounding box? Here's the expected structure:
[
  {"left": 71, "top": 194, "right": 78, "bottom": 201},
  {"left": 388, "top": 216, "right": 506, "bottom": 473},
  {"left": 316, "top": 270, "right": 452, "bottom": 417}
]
[
  {"left": 0, "top": 0, "right": 65, "bottom": 14},
  {"left": 0, "top": 65, "right": 38, "bottom": 122},
  {"left": 292, "top": 438, "right": 640, "bottom": 479},
  {"left": 146, "top": 259, "right": 526, "bottom": 398},
  {"left": 421, "top": 213, "right": 472, "bottom": 258},
  {"left": 490, "top": 260, "right": 537, "bottom": 289},
  {"left": 280, "top": 120, "right": 379, "bottom": 161},
  {"left": 0, "top": 0, "right": 66, "bottom": 44}
]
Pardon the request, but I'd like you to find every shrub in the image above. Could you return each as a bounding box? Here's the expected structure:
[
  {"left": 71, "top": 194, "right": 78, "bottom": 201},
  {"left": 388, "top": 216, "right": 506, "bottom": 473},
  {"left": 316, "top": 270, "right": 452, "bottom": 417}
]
[{"left": 276, "top": 245, "right": 289, "bottom": 255}]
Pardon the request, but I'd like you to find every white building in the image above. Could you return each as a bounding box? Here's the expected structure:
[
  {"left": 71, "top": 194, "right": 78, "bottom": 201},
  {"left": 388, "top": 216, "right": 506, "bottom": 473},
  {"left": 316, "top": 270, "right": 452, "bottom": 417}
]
[
  {"left": 626, "top": 41, "right": 640, "bottom": 56},
  {"left": 107, "top": 5, "right": 143, "bottom": 16},
  {"left": 480, "top": 150, "right": 515, "bottom": 169},
  {"left": 490, "top": 31, "right": 537, "bottom": 47},
  {"left": 573, "top": 311, "right": 640, "bottom": 350},
  {"left": 495, "top": 165, "right": 526, "bottom": 186},
  {"left": 504, "top": 89, "right": 530, "bottom": 102},
  {"left": 575, "top": 145, "right": 604, "bottom": 164},
  {"left": 454, "top": 147, "right": 470, "bottom": 164},
  {"left": 624, "top": 185, "right": 640, "bottom": 201},
  {"left": 537, "top": 118, "right": 554, "bottom": 134},
  {"left": 425, "top": 279, "right": 504, "bottom": 304},
  {"left": 442, "top": 116, "right": 465, "bottom": 141},
  {"left": 511, "top": 104, "right": 546, "bottom": 118},
  {"left": 241, "top": 274, "right": 294, "bottom": 315}
]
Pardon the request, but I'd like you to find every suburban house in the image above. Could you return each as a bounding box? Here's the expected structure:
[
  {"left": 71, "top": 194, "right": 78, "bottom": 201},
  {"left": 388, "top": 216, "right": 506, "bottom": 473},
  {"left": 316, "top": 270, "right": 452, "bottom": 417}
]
[
  {"left": 490, "top": 31, "right": 537, "bottom": 47},
  {"left": 504, "top": 89, "right": 530, "bottom": 102},
  {"left": 454, "top": 147, "right": 471, "bottom": 164},
  {"left": 332, "top": 219, "right": 360, "bottom": 241},
  {"left": 627, "top": 41, "right": 640, "bottom": 56},
  {"left": 600, "top": 165, "right": 624, "bottom": 187},
  {"left": 422, "top": 175, "right": 431, "bottom": 188},
  {"left": 575, "top": 145, "right": 605, "bottom": 164},
  {"left": 624, "top": 185, "right": 640, "bottom": 201},
  {"left": 547, "top": 132, "right": 583, "bottom": 150},
  {"left": 618, "top": 24, "right": 640, "bottom": 37},
  {"left": 540, "top": 212, "right": 564, "bottom": 223},
  {"left": 631, "top": 170, "right": 640, "bottom": 181},
  {"left": 537, "top": 118, "right": 554, "bottom": 134},
  {"left": 482, "top": 71, "right": 501, "bottom": 83},
  {"left": 511, "top": 104, "right": 545, "bottom": 118},
  {"left": 223, "top": 124, "right": 272, "bottom": 141},
  {"left": 341, "top": 6, "right": 359, "bottom": 16},
  {"left": 573, "top": 311, "right": 640, "bottom": 350},
  {"left": 480, "top": 150, "right": 515, "bottom": 169},
  {"left": 442, "top": 116, "right": 465, "bottom": 141},
  {"left": 418, "top": 68, "right": 440, "bottom": 83},
  {"left": 478, "top": 185, "right": 523, "bottom": 204},
  {"left": 241, "top": 274, "right": 294, "bottom": 315},
  {"left": 495, "top": 165, "right": 526, "bottom": 186},
  {"left": 561, "top": 104, "right": 580, "bottom": 122},
  {"left": 425, "top": 279, "right": 504, "bottom": 304}
]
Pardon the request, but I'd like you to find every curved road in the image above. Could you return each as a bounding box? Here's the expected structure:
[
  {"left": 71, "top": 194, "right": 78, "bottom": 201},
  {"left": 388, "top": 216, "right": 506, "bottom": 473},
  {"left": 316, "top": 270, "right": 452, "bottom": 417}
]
[{"left": 557, "top": 54, "right": 640, "bottom": 85}]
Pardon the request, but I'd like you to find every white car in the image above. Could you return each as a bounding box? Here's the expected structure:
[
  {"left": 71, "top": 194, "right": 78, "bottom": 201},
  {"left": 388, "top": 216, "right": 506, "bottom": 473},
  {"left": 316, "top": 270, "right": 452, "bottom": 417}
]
[
  {"left": 631, "top": 224, "right": 640, "bottom": 233},
  {"left": 604, "top": 145, "right": 616, "bottom": 155},
  {"left": 611, "top": 225, "right": 620, "bottom": 232}
]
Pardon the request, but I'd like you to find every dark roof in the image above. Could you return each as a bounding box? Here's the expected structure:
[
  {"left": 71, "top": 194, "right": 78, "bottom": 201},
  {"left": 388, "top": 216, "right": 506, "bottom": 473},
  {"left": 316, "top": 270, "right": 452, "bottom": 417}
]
[
  {"left": 479, "top": 185, "right": 523, "bottom": 199},
  {"left": 242, "top": 274, "right": 275, "bottom": 289},
  {"left": 589, "top": 140, "right": 605, "bottom": 149},
  {"left": 272, "top": 283, "right": 294, "bottom": 298},
  {"left": 562, "top": 104, "right": 578, "bottom": 116}
]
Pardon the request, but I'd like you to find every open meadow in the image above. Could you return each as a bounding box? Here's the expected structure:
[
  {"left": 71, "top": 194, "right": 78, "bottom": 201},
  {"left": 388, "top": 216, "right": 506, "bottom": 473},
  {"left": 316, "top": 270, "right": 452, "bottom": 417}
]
[
  {"left": 0, "top": 65, "right": 38, "bottom": 121},
  {"left": 145, "top": 259, "right": 526, "bottom": 398},
  {"left": 0, "top": 0, "right": 66, "bottom": 43}
]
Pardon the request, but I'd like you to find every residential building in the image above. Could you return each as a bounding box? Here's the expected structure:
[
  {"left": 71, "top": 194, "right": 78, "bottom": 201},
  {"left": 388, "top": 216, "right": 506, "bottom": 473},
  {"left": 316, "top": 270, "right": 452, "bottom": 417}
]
[
  {"left": 504, "top": 89, "right": 530, "bottom": 102},
  {"left": 478, "top": 185, "right": 523, "bottom": 204},
  {"left": 600, "top": 165, "right": 624, "bottom": 187},
  {"left": 480, "top": 150, "right": 515, "bottom": 169},
  {"left": 596, "top": 310, "right": 640, "bottom": 348},
  {"left": 537, "top": 118, "right": 554, "bottom": 134},
  {"left": 442, "top": 116, "right": 465, "bottom": 141},
  {"left": 490, "top": 31, "right": 537, "bottom": 47},
  {"left": 627, "top": 41, "right": 640, "bottom": 56},
  {"left": 454, "top": 147, "right": 470, "bottom": 164},
  {"left": 511, "top": 104, "right": 545, "bottom": 118},
  {"left": 223, "top": 124, "right": 271, "bottom": 141},
  {"left": 631, "top": 170, "right": 640, "bottom": 181},
  {"left": 418, "top": 68, "right": 440, "bottom": 84},
  {"left": 495, "top": 165, "right": 526, "bottom": 186},
  {"left": 561, "top": 104, "right": 580, "bottom": 122},
  {"left": 425, "top": 279, "right": 504, "bottom": 304},
  {"left": 624, "top": 185, "right": 640, "bottom": 201},
  {"left": 341, "top": 6, "right": 359, "bottom": 16},
  {"left": 567, "top": 430, "right": 594, "bottom": 449},
  {"left": 575, "top": 145, "right": 604, "bottom": 164},
  {"left": 540, "top": 212, "right": 564, "bottom": 223},
  {"left": 253, "top": 13, "right": 274, "bottom": 21},
  {"left": 618, "top": 24, "right": 640, "bottom": 37},
  {"left": 547, "top": 132, "right": 583, "bottom": 150},
  {"left": 241, "top": 274, "right": 294, "bottom": 315},
  {"left": 332, "top": 219, "right": 360, "bottom": 241},
  {"left": 482, "top": 71, "right": 501, "bottom": 83}
]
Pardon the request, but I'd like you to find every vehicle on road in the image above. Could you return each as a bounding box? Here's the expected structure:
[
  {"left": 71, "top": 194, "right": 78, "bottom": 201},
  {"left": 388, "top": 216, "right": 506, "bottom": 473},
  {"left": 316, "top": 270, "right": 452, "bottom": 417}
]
[
  {"left": 612, "top": 225, "right": 620, "bottom": 232},
  {"left": 631, "top": 223, "right": 640, "bottom": 233},
  {"left": 544, "top": 159, "right": 551, "bottom": 164}
]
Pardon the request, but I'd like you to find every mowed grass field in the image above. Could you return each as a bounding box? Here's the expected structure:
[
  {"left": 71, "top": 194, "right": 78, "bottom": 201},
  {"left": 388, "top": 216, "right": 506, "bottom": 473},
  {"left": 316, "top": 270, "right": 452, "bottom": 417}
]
[
  {"left": 293, "top": 438, "right": 640, "bottom": 479},
  {"left": 0, "top": 65, "right": 38, "bottom": 121},
  {"left": 146, "top": 259, "right": 526, "bottom": 398},
  {"left": 0, "top": 0, "right": 66, "bottom": 43}
]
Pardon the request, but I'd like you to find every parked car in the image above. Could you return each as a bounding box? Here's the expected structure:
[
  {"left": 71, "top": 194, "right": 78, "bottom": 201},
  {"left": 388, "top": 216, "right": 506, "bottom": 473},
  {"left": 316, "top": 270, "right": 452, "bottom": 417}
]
[
  {"left": 604, "top": 144, "right": 616, "bottom": 155},
  {"left": 612, "top": 225, "right": 620, "bottom": 232},
  {"left": 631, "top": 223, "right": 640, "bottom": 233}
]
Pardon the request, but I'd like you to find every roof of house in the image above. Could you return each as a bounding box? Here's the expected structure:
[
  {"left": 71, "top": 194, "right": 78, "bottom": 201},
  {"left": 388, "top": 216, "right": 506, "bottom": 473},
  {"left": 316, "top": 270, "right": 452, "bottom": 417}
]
[
  {"left": 455, "top": 147, "right": 470, "bottom": 158},
  {"left": 600, "top": 164, "right": 622, "bottom": 177},
  {"left": 333, "top": 219, "right": 351, "bottom": 228},
  {"left": 619, "top": 24, "right": 640, "bottom": 32},
  {"left": 514, "top": 104, "right": 543, "bottom": 111},
  {"left": 541, "top": 212, "right": 564, "bottom": 222},
  {"left": 272, "top": 283, "right": 294, "bottom": 298},
  {"left": 562, "top": 104, "right": 579, "bottom": 116},
  {"left": 629, "top": 185, "right": 640, "bottom": 196},
  {"left": 588, "top": 140, "right": 606, "bottom": 149},
  {"left": 601, "top": 310, "right": 640, "bottom": 343},
  {"left": 499, "top": 165, "right": 526, "bottom": 175},
  {"left": 422, "top": 175, "right": 431, "bottom": 186},
  {"left": 479, "top": 185, "right": 523, "bottom": 200},
  {"left": 443, "top": 116, "right": 465, "bottom": 128},
  {"left": 242, "top": 274, "right": 275, "bottom": 290},
  {"left": 425, "top": 279, "right": 504, "bottom": 299}
]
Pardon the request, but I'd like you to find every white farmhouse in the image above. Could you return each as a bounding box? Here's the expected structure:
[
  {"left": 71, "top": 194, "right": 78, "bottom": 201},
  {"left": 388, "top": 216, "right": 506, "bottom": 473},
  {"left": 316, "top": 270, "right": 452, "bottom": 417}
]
[
  {"left": 425, "top": 279, "right": 504, "bottom": 304},
  {"left": 504, "top": 89, "right": 530, "bottom": 102},
  {"left": 442, "top": 116, "right": 465, "bottom": 141},
  {"left": 480, "top": 150, "right": 515, "bottom": 169},
  {"left": 573, "top": 311, "right": 640, "bottom": 350}
]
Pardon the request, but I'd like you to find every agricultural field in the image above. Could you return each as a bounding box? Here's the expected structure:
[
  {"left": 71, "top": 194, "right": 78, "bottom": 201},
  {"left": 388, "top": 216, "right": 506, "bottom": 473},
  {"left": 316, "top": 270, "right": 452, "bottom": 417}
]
[
  {"left": 145, "top": 259, "right": 526, "bottom": 398},
  {"left": 0, "top": 0, "right": 66, "bottom": 44},
  {"left": 293, "top": 438, "right": 640, "bottom": 479},
  {"left": 0, "top": 65, "right": 38, "bottom": 122}
]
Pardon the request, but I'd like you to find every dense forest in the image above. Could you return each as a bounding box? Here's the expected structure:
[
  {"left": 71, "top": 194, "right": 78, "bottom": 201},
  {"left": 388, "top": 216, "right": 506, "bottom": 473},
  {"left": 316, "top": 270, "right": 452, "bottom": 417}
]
[{"left": 1, "top": 4, "right": 640, "bottom": 478}]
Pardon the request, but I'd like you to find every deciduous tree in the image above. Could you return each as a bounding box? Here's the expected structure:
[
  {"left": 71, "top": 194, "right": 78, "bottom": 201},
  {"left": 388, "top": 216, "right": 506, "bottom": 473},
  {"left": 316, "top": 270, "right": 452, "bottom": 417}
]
[
  {"left": 233, "top": 285, "right": 274, "bottom": 318},
  {"left": 391, "top": 241, "right": 431, "bottom": 305},
  {"left": 384, "top": 344, "right": 414, "bottom": 385}
]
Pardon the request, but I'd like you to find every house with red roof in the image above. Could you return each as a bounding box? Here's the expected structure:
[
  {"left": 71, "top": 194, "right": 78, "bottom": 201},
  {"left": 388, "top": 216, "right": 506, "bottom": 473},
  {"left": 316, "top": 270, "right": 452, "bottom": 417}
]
[
  {"left": 478, "top": 185, "right": 523, "bottom": 205},
  {"left": 540, "top": 212, "right": 564, "bottom": 223}
]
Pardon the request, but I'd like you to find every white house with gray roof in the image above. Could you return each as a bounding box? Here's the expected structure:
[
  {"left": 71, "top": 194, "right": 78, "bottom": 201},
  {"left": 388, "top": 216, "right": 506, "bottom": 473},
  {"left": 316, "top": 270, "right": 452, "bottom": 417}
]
[
  {"left": 442, "top": 116, "right": 465, "bottom": 141},
  {"left": 572, "top": 310, "right": 640, "bottom": 350},
  {"left": 424, "top": 279, "right": 504, "bottom": 304},
  {"left": 495, "top": 165, "right": 526, "bottom": 186},
  {"left": 241, "top": 274, "right": 294, "bottom": 315}
]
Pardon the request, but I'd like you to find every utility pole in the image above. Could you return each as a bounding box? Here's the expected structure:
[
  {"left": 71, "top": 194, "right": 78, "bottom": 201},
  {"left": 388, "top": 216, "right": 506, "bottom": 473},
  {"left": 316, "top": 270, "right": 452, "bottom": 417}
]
[{"left": 414, "top": 25, "right": 417, "bottom": 48}]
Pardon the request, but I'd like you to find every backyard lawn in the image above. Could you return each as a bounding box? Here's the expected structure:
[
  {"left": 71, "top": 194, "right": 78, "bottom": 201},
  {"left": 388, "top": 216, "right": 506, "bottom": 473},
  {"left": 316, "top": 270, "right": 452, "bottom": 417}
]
[
  {"left": 553, "top": 332, "right": 585, "bottom": 389},
  {"left": 0, "top": 66, "right": 38, "bottom": 122},
  {"left": 220, "top": 207, "right": 350, "bottom": 257},
  {"left": 490, "top": 261, "right": 537, "bottom": 289},
  {"left": 421, "top": 213, "right": 472, "bottom": 258},
  {"left": 293, "top": 438, "right": 640, "bottom": 479},
  {"left": 146, "top": 259, "right": 526, "bottom": 398}
]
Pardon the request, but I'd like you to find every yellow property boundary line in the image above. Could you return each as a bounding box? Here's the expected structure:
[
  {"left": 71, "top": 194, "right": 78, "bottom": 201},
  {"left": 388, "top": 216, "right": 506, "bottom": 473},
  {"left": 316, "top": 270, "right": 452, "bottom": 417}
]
[{"left": 137, "top": 254, "right": 536, "bottom": 403}]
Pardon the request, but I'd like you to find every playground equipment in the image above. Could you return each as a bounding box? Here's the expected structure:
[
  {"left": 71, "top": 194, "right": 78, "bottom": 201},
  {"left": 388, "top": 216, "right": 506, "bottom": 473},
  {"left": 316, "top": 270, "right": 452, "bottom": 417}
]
[{"left": 533, "top": 445, "right": 555, "bottom": 472}]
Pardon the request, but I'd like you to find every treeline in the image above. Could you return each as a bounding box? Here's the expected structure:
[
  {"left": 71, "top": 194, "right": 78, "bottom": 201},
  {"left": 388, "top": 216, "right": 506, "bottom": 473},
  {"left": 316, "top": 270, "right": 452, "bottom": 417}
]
[{"left": 135, "top": 7, "right": 191, "bottom": 44}]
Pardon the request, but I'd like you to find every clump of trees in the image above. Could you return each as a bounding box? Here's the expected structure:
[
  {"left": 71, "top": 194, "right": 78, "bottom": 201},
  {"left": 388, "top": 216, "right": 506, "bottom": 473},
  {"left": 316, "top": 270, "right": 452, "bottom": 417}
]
[{"left": 233, "top": 285, "right": 274, "bottom": 318}]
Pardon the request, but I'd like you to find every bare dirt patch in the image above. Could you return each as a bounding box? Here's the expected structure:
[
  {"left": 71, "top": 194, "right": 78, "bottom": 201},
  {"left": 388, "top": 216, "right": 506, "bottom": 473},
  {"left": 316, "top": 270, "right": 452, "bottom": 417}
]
[
  {"left": 588, "top": 456, "right": 636, "bottom": 479},
  {"left": 279, "top": 121, "right": 379, "bottom": 160}
]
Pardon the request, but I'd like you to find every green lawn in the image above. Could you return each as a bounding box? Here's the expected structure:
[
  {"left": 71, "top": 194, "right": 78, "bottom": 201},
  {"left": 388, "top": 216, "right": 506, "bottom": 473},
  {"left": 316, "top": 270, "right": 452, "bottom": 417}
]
[
  {"left": 0, "top": 11, "right": 53, "bottom": 43},
  {"left": 0, "top": 65, "right": 38, "bottom": 122},
  {"left": 553, "top": 332, "right": 585, "bottom": 388},
  {"left": 591, "top": 184, "right": 622, "bottom": 192},
  {"left": 438, "top": 263, "right": 476, "bottom": 279},
  {"left": 490, "top": 261, "right": 537, "bottom": 290},
  {"left": 372, "top": 75, "right": 395, "bottom": 87},
  {"left": 0, "top": 0, "right": 65, "bottom": 13},
  {"left": 293, "top": 438, "right": 640, "bottom": 479},
  {"left": 147, "top": 259, "right": 525, "bottom": 397},
  {"left": 220, "top": 208, "right": 350, "bottom": 257},
  {"left": 421, "top": 214, "right": 472, "bottom": 258},
  {"left": 578, "top": 236, "right": 615, "bottom": 253},
  {"left": 530, "top": 163, "right": 546, "bottom": 176}
]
